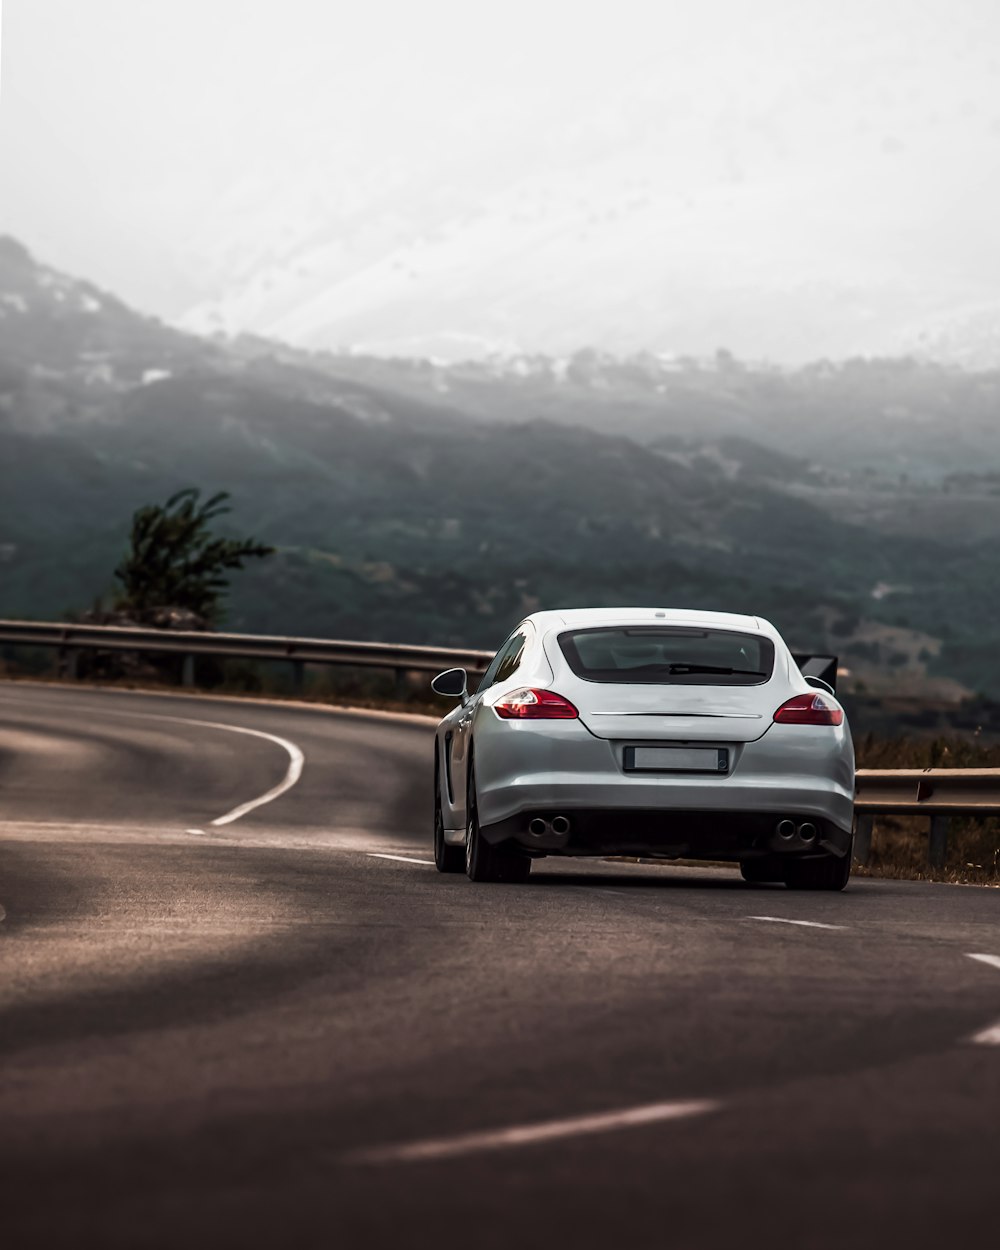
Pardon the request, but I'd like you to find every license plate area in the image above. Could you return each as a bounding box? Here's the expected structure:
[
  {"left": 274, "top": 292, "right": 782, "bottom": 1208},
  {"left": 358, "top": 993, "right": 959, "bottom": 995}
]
[{"left": 623, "top": 746, "right": 729, "bottom": 774}]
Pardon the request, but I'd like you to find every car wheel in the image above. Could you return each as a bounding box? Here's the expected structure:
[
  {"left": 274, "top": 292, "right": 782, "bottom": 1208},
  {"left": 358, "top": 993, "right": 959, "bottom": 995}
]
[
  {"left": 740, "top": 858, "right": 784, "bottom": 885},
  {"left": 434, "top": 767, "right": 464, "bottom": 874},
  {"left": 784, "top": 849, "right": 852, "bottom": 891},
  {"left": 465, "top": 763, "right": 531, "bottom": 884}
]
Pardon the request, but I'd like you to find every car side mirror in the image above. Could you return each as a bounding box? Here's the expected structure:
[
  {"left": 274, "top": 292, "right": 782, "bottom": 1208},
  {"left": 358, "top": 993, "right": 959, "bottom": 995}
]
[
  {"left": 431, "top": 667, "right": 469, "bottom": 700},
  {"left": 805, "top": 676, "right": 835, "bottom": 695}
]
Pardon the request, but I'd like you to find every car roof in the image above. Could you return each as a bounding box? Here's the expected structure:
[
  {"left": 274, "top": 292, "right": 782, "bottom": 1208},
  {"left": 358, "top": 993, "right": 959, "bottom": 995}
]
[{"left": 524, "top": 607, "right": 773, "bottom": 635}]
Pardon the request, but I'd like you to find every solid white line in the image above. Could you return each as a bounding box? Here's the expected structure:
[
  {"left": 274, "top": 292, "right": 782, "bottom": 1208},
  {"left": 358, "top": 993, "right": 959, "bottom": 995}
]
[
  {"left": 82, "top": 707, "right": 306, "bottom": 828},
  {"left": 967, "top": 953, "right": 1000, "bottom": 972},
  {"left": 749, "top": 915, "right": 846, "bottom": 931},
  {"left": 347, "top": 1098, "right": 717, "bottom": 1164},
  {"left": 146, "top": 714, "right": 304, "bottom": 826},
  {"left": 368, "top": 853, "right": 435, "bottom": 866}
]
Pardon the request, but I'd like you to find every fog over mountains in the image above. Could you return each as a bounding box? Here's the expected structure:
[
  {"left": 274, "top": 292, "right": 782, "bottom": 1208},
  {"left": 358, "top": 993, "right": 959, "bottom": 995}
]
[
  {"left": 180, "top": 34, "right": 1000, "bottom": 364},
  {"left": 4, "top": 0, "right": 1000, "bottom": 364}
]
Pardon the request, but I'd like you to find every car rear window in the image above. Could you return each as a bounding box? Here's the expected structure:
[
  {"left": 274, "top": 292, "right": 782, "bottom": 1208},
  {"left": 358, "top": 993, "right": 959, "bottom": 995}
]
[{"left": 558, "top": 627, "right": 775, "bottom": 685}]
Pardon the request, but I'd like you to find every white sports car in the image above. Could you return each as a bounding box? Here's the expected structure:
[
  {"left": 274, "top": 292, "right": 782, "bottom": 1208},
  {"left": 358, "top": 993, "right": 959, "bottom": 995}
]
[{"left": 431, "top": 608, "right": 855, "bottom": 889}]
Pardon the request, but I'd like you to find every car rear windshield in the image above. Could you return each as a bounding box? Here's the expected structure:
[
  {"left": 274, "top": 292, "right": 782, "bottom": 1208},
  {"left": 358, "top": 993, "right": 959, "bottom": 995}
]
[{"left": 558, "top": 627, "right": 775, "bottom": 685}]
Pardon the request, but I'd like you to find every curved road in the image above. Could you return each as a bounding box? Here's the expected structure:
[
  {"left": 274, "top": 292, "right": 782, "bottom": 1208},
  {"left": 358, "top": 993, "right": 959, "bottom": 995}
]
[{"left": 2, "top": 682, "right": 1000, "bottom": 1249}]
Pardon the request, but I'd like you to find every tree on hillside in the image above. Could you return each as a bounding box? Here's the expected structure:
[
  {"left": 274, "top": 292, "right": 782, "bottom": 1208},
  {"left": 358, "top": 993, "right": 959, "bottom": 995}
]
[{"left": 114, "top": 489, "right": 274, "bottom": 625}]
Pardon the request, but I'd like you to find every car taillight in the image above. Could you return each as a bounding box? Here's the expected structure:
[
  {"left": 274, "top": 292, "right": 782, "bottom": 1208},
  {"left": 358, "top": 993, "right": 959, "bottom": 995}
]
[
  {"left": 493, "top": 688, "right": 579, "bottom": 719},
  {"left": 773, "top": 693, "right": 844, "bottom": 726}
]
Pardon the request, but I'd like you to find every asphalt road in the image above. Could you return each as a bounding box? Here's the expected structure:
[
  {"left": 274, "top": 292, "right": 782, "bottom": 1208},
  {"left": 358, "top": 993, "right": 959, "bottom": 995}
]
[{"left": 2, "top": 682, "right": 1000, "bottom": 1249}]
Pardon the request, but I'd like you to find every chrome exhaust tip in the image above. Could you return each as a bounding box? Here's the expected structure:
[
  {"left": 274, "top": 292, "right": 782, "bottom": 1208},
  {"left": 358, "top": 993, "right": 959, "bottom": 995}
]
[
  {"left": 528, "top": 818, "right": 549, "bottom": 838},
  {"left": 550, "top": 815, "right": 571, "bottom": 836},
  {"left": 798, "top": 822, "right": 818, "bottom": 842},
  {"left": 776, "top": 819, "right": 797, "bottom": 839}
]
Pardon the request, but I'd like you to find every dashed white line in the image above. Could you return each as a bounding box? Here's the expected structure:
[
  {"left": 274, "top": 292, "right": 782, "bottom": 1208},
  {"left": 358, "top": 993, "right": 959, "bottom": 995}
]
[
  {"left": 346, "top": 1098, "right": 717, "bottom": 1164},
  {"left": 967, "top": 953, "right": 1000, "bottom": 973},
  {"left": 965, "top": 955, "right": 1000, "bottom": 1045},
  {"left": 186, "top": 828, "right": 207, "bottom": 837},
  {"left": 368, "top": 853, "right": 435, "bottom": 866},
  {"left": 748, "top": 915, "right": 846, "bottom": 931}
]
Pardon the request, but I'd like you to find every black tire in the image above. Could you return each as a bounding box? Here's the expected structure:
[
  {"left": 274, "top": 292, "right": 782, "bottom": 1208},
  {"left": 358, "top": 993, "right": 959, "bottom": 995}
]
[
  {"left": 434, "top": 763, "right": 465, "bottom": 874},
  {"left": 465, "top": 763, "right": 531, "bottom": 884},
  {"left": 740, "top": 858, "right": 784, "bottom": 885},
  {"left": 784, "top": 849, "right": 852, "bottom": 891}
]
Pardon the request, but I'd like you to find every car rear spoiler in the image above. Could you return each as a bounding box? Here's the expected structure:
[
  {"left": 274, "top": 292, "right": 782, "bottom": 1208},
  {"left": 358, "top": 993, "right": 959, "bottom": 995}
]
[{"left": 791, "top": 653, "right": 839, "bottom": 692}]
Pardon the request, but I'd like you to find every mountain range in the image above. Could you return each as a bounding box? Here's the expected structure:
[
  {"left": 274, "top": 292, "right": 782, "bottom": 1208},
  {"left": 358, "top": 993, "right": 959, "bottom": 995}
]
[{"left": 2, "top": 235, "right": 1000, "bottom": 703}]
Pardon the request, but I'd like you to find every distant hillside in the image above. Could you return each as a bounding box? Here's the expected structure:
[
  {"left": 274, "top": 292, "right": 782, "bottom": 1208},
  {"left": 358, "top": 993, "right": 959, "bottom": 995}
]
[
  {"left": 2, "top": 237, "right": 1000, "bottom": 697},
  {"left": 297, "top": 348, "right": 1000, "bottom": 482}
]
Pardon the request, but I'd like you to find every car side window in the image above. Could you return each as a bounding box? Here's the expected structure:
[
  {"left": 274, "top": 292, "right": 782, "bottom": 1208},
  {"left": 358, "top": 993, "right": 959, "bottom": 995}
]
[
  {"left": 476, "top": 632, "right": 526, "bottom": 693},
  {"left": 476, "top": 638, "right": 513, "bottom": 693},
  {"left": 493, "top": 633, "right": 526, "bottom": 685}
]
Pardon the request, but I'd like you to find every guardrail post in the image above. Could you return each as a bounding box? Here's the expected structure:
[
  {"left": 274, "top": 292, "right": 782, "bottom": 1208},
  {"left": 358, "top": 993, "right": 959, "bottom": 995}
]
[
  {"left": 60, "top": 647, "right": 80, "bottom": 681},
  {"left": 292, "top": 660, "right": 305, "bottom": 693},
  {"left": 929, "top": 815, "right": 950, "bottom": 869},
  {"left": 854, "top": 814, "right": 874, "bottom": 865},
  {"left": 395, "top": 668, "right": 409, "bottom": 701},
  {"left": 181, "top": 654, "right": 195, "bottom": 687}
]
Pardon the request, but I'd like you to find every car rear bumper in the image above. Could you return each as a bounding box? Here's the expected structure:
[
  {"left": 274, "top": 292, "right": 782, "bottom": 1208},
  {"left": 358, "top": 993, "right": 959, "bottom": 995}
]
[{"left": 480, "top": 806, "right": 852, "bottom": 860}]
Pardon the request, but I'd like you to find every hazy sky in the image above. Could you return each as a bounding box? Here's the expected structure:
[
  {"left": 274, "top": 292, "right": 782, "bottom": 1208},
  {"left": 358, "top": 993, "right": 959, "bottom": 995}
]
[{"left": 2, "top": 0, "right": 1000, "bottom": 358}]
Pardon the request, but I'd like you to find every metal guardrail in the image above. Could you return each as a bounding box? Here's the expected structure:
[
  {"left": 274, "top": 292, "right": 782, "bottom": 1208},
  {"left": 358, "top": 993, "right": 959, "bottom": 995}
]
[
  {"left": 0, "top": 618, "right": 492, "bottom": 690},
  {"left": 3, "top": 619, "right": 998, "bottom": 868},
  {"left": 854, "top": 769, "right": 1000, "bottom": 868}
]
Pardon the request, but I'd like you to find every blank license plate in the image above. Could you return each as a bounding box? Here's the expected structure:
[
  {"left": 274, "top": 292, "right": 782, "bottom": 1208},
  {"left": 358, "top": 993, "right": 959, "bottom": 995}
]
[{"left": 624, "top": 746, "right": 729, "bottom": 773}]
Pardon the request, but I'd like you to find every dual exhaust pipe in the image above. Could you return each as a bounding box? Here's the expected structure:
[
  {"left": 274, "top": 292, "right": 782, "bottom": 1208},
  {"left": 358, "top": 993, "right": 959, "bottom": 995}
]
[
  {"left": 776, "top": 819, "right": 817, "bottom": 842},
  {"left": 529, "top": 815, "right": 572, "bottom": 839}
]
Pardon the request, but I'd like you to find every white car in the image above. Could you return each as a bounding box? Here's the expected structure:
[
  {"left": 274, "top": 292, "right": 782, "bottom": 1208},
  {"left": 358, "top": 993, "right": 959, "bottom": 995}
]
[{"left": 431, "top": 608, "right": 855, "bottom": 889}]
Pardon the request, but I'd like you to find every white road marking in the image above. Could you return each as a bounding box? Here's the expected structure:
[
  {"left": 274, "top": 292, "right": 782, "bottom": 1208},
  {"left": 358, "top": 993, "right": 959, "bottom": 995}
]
[
  {"left": 964, "top": 956, "right": 1000, "bottom": 1045},
  {"left": 368, "top": 853, "right": 435, "bottom": 866},
  {"left": 967, "top": 953, "right": 1000, "bottom": 973},
  {"left": 123, "top": 712, "right": 305, "bottom": 827},
  {"left": 186, "top": 828, "right": 207, "bottom": 837},
  {"left": 748, "top": 915, "right": 846, "bottom": 930},
  {"left": 77, "top": 706, "right": 306, "bottom": 828},
  {"left": 568, "top": 885, "right": 627, "bottom": 897},
  {"left": 347, "top": 1098, "right": 717, "bottom": 1164}
]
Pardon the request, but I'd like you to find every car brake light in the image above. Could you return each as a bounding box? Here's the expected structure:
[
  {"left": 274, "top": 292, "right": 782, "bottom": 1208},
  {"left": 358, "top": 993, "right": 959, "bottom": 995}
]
[
  {"left": 773, "top": 693, "right": 844, "bottom": 726},
  {"left": 494, "top": 688, "right": 579, "bottom": 719}
]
